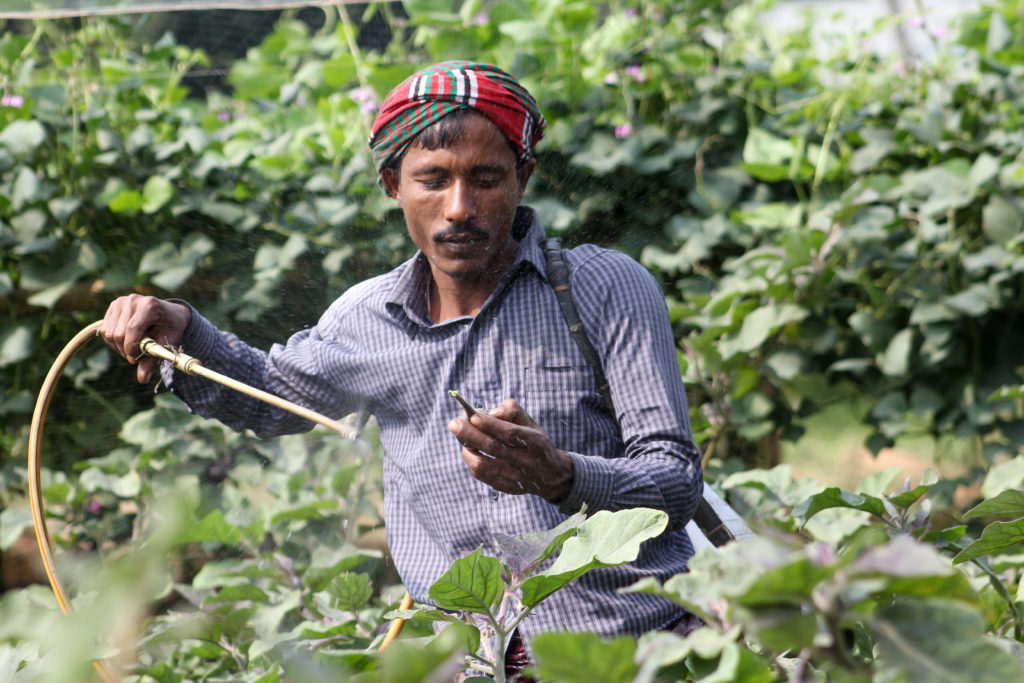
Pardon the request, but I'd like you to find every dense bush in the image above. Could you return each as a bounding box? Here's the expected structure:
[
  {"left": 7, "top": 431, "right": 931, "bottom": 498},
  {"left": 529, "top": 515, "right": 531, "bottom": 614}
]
[{"left": 2, "top": 0, "right": 1024, "bottom": 680}]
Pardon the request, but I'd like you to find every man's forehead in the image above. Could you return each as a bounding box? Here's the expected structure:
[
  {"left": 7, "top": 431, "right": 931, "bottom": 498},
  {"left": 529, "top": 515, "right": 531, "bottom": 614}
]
[{"left": 403, "top": 116, "right": 518, "bottom": 168}]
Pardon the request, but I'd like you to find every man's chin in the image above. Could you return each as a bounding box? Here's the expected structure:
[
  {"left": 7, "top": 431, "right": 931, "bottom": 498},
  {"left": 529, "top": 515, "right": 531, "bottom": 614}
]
[{"left": 442, "top": 262, "right": 489, "bottom": 281}]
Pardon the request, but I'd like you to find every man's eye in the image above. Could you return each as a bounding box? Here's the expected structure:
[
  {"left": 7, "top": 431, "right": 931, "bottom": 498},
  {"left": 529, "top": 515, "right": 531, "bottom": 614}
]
[
  {"left": 476, "top": 177, "right": 501, "bottom": 187},
  {"left": 420, "top": 178, "right": 447, "bottom": 189}
]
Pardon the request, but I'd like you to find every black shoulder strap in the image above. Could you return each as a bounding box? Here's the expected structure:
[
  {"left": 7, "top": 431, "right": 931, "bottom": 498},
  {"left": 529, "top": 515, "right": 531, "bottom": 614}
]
[
  {"left": 542, "top": 237, "right": 616, "bottom": 417},
  {"left": 541, "top": 237, "right": 752, "bottom": 548}
]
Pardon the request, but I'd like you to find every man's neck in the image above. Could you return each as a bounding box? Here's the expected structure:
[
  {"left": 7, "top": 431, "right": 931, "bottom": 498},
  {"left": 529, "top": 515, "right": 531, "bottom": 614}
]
[{"left": 428, "top": 249, "right": 519, "bottom": 322}]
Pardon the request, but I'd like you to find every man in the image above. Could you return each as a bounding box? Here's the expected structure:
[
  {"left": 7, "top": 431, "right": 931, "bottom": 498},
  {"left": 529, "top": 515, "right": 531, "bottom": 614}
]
[{"left": 100, "top": 61, "right": 702, "bottom": 672}]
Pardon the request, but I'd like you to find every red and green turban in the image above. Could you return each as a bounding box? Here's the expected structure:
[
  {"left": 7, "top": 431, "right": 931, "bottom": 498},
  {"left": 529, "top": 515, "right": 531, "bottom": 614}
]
[{"left": 368, "top": 61, "right": 546, "bottom": 173}]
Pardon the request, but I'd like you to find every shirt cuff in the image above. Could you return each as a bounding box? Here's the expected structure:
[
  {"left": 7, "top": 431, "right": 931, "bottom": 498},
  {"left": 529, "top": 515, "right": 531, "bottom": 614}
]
[
  {"left": 160, "top": 300, "right": 225, "bottom": 387},
  {"left": 557, "top": 451, "right": 617, "bottom": 516}
]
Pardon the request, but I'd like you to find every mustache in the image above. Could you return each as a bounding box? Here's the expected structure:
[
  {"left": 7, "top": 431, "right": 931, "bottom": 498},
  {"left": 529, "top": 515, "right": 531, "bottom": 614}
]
[{"left": 434, "top": 223, "right": 488, "bottom": 242}]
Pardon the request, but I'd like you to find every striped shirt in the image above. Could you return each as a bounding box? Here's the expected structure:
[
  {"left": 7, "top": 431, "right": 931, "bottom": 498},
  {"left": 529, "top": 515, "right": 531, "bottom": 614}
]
[{"left": 166, "top": 207, "right": 702, "bottom": 644}]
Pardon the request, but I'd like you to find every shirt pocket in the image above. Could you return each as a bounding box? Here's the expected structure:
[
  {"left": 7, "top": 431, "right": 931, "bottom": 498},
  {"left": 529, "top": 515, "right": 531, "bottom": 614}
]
[
  {"left": 522, "top": 363, "right": 603, "bottom": 442},
  {"left": 524, "top": 363, "right": 594, "bottom": 394}
]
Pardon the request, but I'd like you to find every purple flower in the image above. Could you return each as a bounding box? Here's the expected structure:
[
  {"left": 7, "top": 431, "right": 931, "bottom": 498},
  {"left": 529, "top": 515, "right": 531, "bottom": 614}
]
[
  {"left": 2, "top": 94, "right": 24, "bottom": 107},
  {"left": 218, "top": 111, "right": 231, "bottom": 122},
  {"left": 351, "top": 86, "right": 380, "bottom": 114},
  {"left": 87, "top": 499, "right": 102, "bottom": 515},
  {"left": 350, "top": 86, "right": 376, "bottom": 103},
  {"left": 604, "top": 72, "right": 620, "bottom": 85},
  {"left": 809, "top": 542, "right": 836, "bottom": 567},
  {"left": 467, "top": 11, "right": 488, "bottom": 26},
  {"left": 908, "top": 16, "right": 923, "bottom": 28},
  {"left": 615, "top": 123, "right": 632, "bottom": 139},
  {"left": 931, "top": 25, "right": 948, "bottom": 39},
  {"left": 625, "top": 65, "right": 647, "bottom": 83},
  {"left": 624, "top": 9, "right": 637, "bottom": 18}
]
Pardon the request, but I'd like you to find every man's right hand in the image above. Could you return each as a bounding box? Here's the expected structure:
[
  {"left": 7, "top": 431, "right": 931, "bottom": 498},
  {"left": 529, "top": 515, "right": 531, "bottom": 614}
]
[{"left": 99, "top": 294, "right": 192, "bottom": 384}]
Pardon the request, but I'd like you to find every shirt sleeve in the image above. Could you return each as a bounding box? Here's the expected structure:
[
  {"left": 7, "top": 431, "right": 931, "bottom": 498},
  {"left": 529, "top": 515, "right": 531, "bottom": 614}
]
[
  {"left": 163, "top": 298, "right": 361, "bottom": 438},
  {"left": 552, "top": 250, "right": 703, "bottom": 530}
]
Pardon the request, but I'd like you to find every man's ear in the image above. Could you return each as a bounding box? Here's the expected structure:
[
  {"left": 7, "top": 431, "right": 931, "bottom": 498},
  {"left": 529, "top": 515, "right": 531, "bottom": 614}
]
[
  {"left": 516, "top": 158, "right": 535, "bottom": 199},
  {"left": 381, "top": 166, "right": 400, "bottom": 199}
]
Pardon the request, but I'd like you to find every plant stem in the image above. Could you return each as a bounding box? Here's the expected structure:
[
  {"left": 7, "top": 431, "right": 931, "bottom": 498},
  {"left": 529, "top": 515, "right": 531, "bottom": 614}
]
[{"left": 973, "top": 558, "right": 1023, "bottom": 641}]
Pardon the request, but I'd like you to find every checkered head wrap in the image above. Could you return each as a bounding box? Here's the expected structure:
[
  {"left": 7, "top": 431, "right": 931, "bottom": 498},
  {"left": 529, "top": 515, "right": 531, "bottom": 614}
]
[{"left": 369, "top": 61, "right": 546, "bottom": 174}]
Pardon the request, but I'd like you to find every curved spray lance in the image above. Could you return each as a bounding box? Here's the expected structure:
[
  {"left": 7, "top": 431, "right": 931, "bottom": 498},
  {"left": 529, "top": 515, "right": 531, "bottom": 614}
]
[{"left": 28, "top": 322, "right": 412, "bottom": 682}]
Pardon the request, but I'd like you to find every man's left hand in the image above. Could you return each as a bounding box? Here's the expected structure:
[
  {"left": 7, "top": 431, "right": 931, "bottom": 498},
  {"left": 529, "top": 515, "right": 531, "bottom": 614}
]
[{"left": 447, "top": 398, "right": 574, "bottom": 502}]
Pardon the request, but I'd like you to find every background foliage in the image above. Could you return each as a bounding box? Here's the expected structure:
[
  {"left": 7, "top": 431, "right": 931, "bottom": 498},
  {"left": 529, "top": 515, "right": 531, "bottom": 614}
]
[{"left": 2, "top": 0, "right": 1024, "bottom": 680}]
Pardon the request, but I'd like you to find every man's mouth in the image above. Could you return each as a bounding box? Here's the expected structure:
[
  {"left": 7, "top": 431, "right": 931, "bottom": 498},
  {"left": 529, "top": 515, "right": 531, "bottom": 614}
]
[{"left": 435, "top": 224, "right": 488, "bottom": 245}]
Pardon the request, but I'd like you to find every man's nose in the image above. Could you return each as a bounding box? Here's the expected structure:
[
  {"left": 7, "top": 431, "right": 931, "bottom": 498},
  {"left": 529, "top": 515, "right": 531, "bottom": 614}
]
[{"left": 444, "top": 179, "right": 476, "bottom": 224}]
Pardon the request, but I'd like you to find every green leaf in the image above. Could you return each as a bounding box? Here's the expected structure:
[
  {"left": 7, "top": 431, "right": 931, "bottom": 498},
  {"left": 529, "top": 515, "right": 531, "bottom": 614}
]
[
  {"left": 12, "top": 166, "right": 42, "bottom": 210},
  {"left": 743, "top": 126, "right": 795, "bottom": 165},
  {"left": 0, "top": 506, "right": 32, "bottom": 551},
  {"left": 793, "top": 487, "right": 889, "bottom": 523},
  {"left": 531, "top": 632, "right": 638, "bottom": 683},
  {"left": 887, "top": 469, "right": 939, "bottom": 508},
  {"left": 142, "top": 175, "right": 175, "bottom": 214},
  {"left": 721, "top": 464, "right": 820, "bottom": 507},
  {"left": 0, "top": 642, "right": 40, "bottom": 680},
  {"left": 327, "top": 573, "right": 373, "bottom": 612},
  {"left": 719, "top": 304, "right": 806, "bottom": 359},
  {"left": 498, "top": 20, "right": 549, "bottom": 42},
  {"left": 877, "top": 327, "right": 913, "bottom": 377},
  {"left": 873, "top": 599, "right": 1023, "bottom": 682},
  {"left": 302, "top": 545, "right": 381, "bottom": 593},
  {"left": 522, "top": 509, "right": 668, "bottom": 606},
  {"left": 852, "top": 535, "right": 952, "bottom": 577},
  {"left": 736, "top": 555, "right": 833, "bottom": 606},
  {"left": 0, "top": 120, "right": 46, "bottom": 155},
  {"left": 987, "top": 10, "right": 1013, "bottom": 53},
  {"left": 372, "top": 633, "right": 472, "bottom": 683},
  {"left": 179, "top": 509, "right": 242, "bottom": 545},
  {"left": 965, "top": 489, "right": 1024, "bottom": 519},
  {"left": 944, "top": 284, "right": 990, "bottom": 317},
  {"left": 494, "top": 510, "right": 586, "bottom": 579},
  {"left": 428, "top": 547, "right": 504, "bottom": 614},
  {"left": 25, "top": 261, "right": 87, "bottom": 310},
  {"left": 111, "top": 470, "right": 141, "bottom": 497},
  {"left": 737, "top": 606, "right": 818, "bottom": 653},
  {"left": 983, "top": 195, "right": 1024, "bottom": 243},
  {"left": 740, "top": 162, "right": 791, "bottom": 182},
  {"left": 968, "top": 152, "right": 1000, "bottom": 191},
  {"left": 0, "top": 324, "right": 35, "bottom": 367},
  {"left": 322, "top": 55, "right": 357, "bottom": 88},
  {"left": 270, "top": 500, "right": 339, "bottom": 524},
  {"left": 981, "top": 456, "right": 1024, "bottom": 499},
  {"left": 953, "top": 518, "right": 1024, "bottom": 564},
  {"left": 191, "top": 559, "right": 251, "bottom": 589},
  {"left": 203, "top": 584, "right": 270, "bottom": 606},
  {"left": 733, "top": 202, "right": 802, "bottom": 230},
  {"left": 108, "top": 188, "right": 144, "bottom": 215}
]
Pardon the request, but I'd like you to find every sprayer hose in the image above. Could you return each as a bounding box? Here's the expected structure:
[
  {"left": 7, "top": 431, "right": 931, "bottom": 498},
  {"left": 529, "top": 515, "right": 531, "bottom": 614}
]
[{"left": 28, "top": 322, "right": 411, "bottom": 681}]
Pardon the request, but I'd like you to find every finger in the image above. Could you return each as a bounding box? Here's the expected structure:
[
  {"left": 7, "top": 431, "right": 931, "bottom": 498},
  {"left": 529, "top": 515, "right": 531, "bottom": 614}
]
[
  {"left": 484, "top": 398, "right": 541, "bottom": 430},
  {"left": 124, "top": 300, "right": 160, "bottom": 363},
  {"left": 449, "top": 419, "right": 489, "bottom": 455},
  {"left": 137, "top": 357, "right": 159, "bottom": 384},
  {"left": 467, "top": 413, "right": 537, "bottom": 453},
  {"left": 100, "top": 298, "right": 131, "bottom": 358}
]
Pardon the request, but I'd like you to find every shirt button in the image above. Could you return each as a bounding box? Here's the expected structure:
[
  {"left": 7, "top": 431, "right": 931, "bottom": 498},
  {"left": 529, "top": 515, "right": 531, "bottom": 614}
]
[{"left": 489, "top": 489, "right": 499, "bottom": 501}]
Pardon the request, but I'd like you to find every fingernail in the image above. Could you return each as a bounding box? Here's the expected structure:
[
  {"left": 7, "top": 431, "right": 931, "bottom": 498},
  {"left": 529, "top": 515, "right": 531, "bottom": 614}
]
[{"left": 448, "top": 420, "right": 459, "bottom": 432}]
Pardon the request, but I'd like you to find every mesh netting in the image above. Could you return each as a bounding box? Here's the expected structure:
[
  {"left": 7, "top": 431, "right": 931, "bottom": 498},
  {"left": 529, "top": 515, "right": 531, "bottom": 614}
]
[{"left": 0, "top": 1, "right": 366, "bottom": 19}]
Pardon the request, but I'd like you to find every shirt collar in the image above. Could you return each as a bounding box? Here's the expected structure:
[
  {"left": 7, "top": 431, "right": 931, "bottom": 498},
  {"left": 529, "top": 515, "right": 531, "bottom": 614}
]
[{"left": 386, "top": 206, "right": 548, "bottom": 327}]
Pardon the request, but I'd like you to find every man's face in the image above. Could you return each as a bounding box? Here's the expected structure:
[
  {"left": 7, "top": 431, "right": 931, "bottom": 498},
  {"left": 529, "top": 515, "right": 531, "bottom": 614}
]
[{"left": 382, "top": 111, "right": 535, "bottom": 284}]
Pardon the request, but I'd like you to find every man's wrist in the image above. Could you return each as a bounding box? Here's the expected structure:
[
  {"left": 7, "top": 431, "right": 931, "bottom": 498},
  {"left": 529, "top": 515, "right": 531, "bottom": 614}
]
[{"left": 544, "top": 450, "right": 574, "bottom": 503}]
